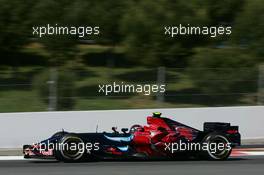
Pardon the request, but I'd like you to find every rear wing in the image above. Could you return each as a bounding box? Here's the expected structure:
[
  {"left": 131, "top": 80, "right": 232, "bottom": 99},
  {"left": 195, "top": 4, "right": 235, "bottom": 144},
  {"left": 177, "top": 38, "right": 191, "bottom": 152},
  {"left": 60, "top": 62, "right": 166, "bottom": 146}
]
[{"left": 203, "top": 122, "right": 241, "bottom": 146}]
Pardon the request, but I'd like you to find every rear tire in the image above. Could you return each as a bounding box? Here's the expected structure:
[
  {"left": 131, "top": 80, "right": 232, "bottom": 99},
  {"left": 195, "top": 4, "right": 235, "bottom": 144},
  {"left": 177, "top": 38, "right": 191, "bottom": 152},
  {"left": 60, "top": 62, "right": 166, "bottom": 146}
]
[{"left": 200, "top": 133, "right": 232, "bottom": 160}]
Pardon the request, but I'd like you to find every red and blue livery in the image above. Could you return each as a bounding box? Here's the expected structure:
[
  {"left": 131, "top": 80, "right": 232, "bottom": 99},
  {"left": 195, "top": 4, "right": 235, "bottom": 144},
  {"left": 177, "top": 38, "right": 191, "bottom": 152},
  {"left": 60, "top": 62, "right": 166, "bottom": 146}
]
[{"left": 23, "top": 112, "right": 240, "bottom": 162}]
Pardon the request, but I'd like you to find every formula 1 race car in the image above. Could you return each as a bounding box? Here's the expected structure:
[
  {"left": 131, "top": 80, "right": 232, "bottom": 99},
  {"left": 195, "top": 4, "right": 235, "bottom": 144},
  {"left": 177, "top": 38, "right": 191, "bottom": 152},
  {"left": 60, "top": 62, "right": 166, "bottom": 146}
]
[{"left": 23, "top": 112, "right": 240, "bottom": 162}]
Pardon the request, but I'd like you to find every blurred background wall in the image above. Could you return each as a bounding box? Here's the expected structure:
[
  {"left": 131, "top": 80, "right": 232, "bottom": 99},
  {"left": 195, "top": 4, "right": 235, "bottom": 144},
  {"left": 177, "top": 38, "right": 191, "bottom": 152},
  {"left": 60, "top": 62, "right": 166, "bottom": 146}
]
[{"left": 0, "top": 106, "right": 263, "bottom": 148}]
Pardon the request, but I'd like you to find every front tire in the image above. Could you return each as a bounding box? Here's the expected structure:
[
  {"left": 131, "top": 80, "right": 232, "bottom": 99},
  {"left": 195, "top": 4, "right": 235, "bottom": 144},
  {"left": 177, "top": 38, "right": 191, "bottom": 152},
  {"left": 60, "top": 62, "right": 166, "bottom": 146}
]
[{"left": 54, "top": 134, "right": 86, "bottom": 162}]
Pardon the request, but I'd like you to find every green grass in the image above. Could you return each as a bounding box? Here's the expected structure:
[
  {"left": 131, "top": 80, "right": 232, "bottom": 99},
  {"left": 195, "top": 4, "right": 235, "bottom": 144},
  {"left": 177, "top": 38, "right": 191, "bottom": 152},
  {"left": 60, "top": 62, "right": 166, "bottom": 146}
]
[
  {"left": 0, "top": 65, "right": 201, "bottom": 112},
  {"left": 0, "top": 44, "right": 257, "bottom": 112},
  {"left": 1, "top": 65, "right": 254, "bottom": 112},
  {"left": 0, "top": 90, "right": 47, "bottom": 112},
  {"left": 74, "top": 96, "right": 180, "bottom": 110}
]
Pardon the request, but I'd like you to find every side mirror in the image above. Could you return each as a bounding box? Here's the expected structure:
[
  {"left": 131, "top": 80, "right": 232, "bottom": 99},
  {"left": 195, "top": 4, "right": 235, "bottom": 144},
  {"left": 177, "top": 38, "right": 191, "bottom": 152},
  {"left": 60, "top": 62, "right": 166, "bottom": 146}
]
[
  {"left": 112, "top": 127, "right": 118, "bottom": 133},
  {"left": 121, "top": 128, "right": 128, "bottom": 134}
]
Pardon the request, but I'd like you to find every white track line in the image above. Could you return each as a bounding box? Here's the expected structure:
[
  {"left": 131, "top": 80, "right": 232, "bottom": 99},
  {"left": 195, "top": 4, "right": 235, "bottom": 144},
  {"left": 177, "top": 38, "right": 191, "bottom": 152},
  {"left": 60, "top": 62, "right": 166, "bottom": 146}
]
[
  {"left": 0, "top": 156, "right": 24, "bottom": 160},
  {"left": 242, "top": 151, "right": 264, "bottom": 156}
]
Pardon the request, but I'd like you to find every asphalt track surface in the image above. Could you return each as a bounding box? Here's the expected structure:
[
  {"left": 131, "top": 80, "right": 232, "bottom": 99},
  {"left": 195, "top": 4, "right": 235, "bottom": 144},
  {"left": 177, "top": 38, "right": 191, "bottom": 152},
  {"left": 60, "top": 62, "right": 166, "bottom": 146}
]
[{"left": 0, "top": 156, "right": 263, "bottom": 175}]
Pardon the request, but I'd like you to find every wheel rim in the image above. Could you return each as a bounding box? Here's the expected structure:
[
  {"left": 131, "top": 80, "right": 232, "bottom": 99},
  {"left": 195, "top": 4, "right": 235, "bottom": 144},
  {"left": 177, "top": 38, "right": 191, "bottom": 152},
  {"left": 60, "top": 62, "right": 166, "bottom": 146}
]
[
  {"left": 207, "top": 135, "right": 231, "bottom": 160},
  {"left": 60, "top": 136, "right": 84, "bottom": 160}
]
